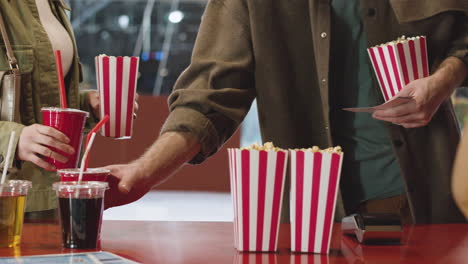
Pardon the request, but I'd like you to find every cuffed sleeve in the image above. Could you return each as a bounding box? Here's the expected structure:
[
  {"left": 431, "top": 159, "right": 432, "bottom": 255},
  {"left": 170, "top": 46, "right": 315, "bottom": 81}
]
[
  {"left": 160, "top": 0, "right": 256, "bottom": 163},
  {"left": 161, "top": 107, "right": 220, "bottom": 164},
  {"left": 0, "top": 121, "right": 25, "bottom": 170}
]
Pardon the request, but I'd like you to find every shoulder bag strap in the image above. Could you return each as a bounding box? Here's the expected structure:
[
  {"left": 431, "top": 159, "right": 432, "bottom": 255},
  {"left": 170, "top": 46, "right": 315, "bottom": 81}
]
[
  {"left": 0, "top": 9, "right": 21, "bottom": 122},
  {"left": 0, "top": 10, "right": 18, "bottom": 70}
]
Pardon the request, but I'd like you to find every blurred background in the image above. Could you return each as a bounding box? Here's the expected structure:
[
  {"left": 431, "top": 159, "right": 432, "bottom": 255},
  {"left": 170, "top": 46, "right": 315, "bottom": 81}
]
[
  {"left": 70, "top": 0, "right": 204, "bottom": 95},
  {"left": 68, "top": 0, "right": 467, "bottom": 221}
]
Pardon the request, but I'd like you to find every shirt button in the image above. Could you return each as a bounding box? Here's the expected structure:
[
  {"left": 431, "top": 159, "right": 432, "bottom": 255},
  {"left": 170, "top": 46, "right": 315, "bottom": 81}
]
[
  {"left": 325, "top": 126, "right": 329, "bottom": 130},
  {"left": 320, "top": 32, "right": 327, "bottom": 38},
  {"left": 321, "top": 78, "right": 327, "bottom": 83}
]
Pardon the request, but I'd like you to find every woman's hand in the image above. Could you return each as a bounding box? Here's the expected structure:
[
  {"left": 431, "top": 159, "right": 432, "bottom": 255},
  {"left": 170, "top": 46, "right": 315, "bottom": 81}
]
[{"left": 16, "top": 124, "right": 74, "bottom": 170}]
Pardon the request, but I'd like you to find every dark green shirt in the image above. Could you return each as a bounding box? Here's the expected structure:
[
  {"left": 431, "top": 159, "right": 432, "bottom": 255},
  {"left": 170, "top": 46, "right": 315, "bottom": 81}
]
[{"left": 329, "top": 0, "right": 405, "bottom": 210}]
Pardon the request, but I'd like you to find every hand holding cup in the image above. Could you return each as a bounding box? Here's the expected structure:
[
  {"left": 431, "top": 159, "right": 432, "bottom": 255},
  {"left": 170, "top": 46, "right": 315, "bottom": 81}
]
[{"left": 17, "top": 124, "right": 74, "bottom": 171}]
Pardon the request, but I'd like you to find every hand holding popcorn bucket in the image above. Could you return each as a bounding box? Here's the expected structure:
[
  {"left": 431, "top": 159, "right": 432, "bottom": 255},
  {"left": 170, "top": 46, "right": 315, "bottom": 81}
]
[
  {"left": 368, "top": 36, "right": 429, "bottom": 102},
  {"left": 95, "top": 55, "right": 139, "bottom": 139},
  {"left": 289, "top": 147, "right": 343, "bottom": 254},
  {"left": 228, "top": 143, "right": 288, "bottom": 252}
]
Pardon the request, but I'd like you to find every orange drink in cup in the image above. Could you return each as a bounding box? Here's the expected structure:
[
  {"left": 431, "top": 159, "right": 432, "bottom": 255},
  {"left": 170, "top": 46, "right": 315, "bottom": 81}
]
[{"left": 0, "top": 180, "right": 32, "bottom": 247}]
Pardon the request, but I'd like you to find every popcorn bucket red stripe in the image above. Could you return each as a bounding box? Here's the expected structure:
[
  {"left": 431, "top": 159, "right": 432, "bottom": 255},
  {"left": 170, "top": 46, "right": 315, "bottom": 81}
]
[
  {"left": 126, "top": 57, "right": 139, "bottom": 137},
  {"left": 388, "top": 45, "right": 404, "bottom": 93},
  {"left": 408, "top": 40, "right": 420, "bottom": 80},
  {"left": 420, "top": 37, "right": 429, "bottom": 77},
  {"left": 241, "top": 150, "right": 251, "bottom": 251},
  {"left": 368, "top": 48, "right": 390, "bottom": 101},
  {"left": 95, "top": 55, "right": 139, "bottom": 139},
  {"left": 256, "top": 151, "right": 268, "bottom": 251},
  {"left": 396, "top": 43, "right": 410, "bottom": 85},
  {"left": 102, "top": 57, "right": 111, "bottom": 137},
  {"left": 115, "top": 57, "right": 123, "bottom": 138},
  {"left": 269, "top": 151, "right": 286, "bottom": 251},
  {"left": 377, "top": 47, "right": 395, "bottom": 99},
  {"left": 294, "top": 151, "right": 305, "bottom": 251},
  {"left": 321, "top": 153, "right": 342, "bottom": 254},
  {"left": 308, "top": 152, "right": 322, "bottom": 252},
  {"left": 235, "top": 151, "right": 240, "bottom": 249}
]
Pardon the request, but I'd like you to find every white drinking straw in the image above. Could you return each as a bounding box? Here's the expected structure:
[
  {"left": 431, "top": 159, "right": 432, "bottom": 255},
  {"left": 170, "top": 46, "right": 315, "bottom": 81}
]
[
  {"left": 1, "top": 131, "right": 16, "bottom": 185},
  {"left": 77, "top": 132, "right": 97, "bottom": 184}
]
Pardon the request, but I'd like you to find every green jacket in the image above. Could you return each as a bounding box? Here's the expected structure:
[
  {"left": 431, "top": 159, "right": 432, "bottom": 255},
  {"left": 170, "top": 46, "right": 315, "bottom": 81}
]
[
  {"left": 161, "top": 0, "right": 468, "bottom": 223},
  {"left": 0, "top": 0, "right": 96, "bottom": 212}
]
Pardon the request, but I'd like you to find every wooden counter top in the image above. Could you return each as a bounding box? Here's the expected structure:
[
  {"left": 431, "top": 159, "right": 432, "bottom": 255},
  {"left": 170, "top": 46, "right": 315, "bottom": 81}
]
[{"left": 1, "top": 221, "right": 468, "bottom": 263}]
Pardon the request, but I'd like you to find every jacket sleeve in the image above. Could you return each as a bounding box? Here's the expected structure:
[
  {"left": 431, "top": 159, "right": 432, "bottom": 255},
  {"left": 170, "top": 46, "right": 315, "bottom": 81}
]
[
  {"left": 161, "top": 0, "right": 256, "bottom": 164},
  {"left": 447, "top": 10, "right": 468, "bottom": 85},
  {"left": 0, "top": 121, "right": 24, "bottom": 170}
]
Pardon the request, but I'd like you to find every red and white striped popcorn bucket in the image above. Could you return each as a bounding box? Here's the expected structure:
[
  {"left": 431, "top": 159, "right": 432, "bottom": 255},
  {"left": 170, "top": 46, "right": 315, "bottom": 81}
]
[
  {"left": 228, "top": 148, "right": 288, "bottom": 252},
  {"left": 233, "top": 252, "right": 277, "bottom": 264},
  {"left": 368, "top": 36, "right": 429, "bottom": 102},
  {"left": 290, "top": 254, "right": 330, "bottom": 264},
  {"left": 95, "top": 55, "right": 139, "bottom": 139},
  {"left": 289, "top": 150, "right": 343, "bottom": 254}
]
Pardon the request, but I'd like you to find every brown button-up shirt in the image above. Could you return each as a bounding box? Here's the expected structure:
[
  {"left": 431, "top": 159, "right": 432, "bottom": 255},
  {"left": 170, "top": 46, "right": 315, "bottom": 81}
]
[{"left": 162, "top": 0, "right": 468, "bottom": 223}]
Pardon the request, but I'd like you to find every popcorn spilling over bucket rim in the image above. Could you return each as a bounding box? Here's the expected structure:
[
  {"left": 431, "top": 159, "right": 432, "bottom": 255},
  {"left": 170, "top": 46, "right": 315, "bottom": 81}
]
[{"left": 228, "top": 143, "right": 288, "bottom": 252}]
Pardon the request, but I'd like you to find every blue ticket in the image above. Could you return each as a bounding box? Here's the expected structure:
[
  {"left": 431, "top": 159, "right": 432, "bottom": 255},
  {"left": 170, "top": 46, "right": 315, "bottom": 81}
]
[{"left": 0, "top": 251, "right": 140, "bottom": 264}]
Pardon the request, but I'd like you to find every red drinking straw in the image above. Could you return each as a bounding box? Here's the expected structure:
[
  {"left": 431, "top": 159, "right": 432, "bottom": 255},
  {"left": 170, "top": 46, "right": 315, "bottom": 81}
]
[
  {"left": 54, "top": 50, "right": 68, "bottom": 109},
  {"left": 83, "top": 115, "right": 110, "bottom": 170}
]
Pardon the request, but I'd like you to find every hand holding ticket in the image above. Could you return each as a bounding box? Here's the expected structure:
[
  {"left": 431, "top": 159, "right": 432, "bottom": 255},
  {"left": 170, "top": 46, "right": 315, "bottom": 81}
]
[
  {"left": 343, "top": 96, "right": 414, "bottom": 113},
  {"left": 343, "top": 35, "right": 426, "bottom": 115}
]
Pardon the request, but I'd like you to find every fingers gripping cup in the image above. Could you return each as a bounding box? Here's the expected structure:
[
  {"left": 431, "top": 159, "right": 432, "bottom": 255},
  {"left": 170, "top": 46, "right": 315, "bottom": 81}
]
[
  {"left": 58, "top": 168, "right": 110, "bottom": 182},
  {"left": 53, "top": 181, "right": 108, "bottom": 249},
  {"left": 95, "top": 55, "right": 139, "bottom": 139},
  {"left": 41, "top": 107, "right": 89, "bottom": 170},
  {"left": 0, "top": 180, "right": 32, "bottom": 247}
]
